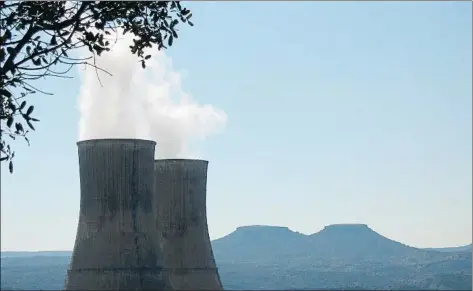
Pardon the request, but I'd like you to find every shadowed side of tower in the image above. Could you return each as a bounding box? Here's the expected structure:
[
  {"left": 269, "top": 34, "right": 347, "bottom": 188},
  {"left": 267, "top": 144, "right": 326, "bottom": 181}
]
[
  {"left": 154, "top": 159, "right": 223, "bottom": 290},
  {"left": 65, "top": 139, "right": 170, "bottom": 291}
]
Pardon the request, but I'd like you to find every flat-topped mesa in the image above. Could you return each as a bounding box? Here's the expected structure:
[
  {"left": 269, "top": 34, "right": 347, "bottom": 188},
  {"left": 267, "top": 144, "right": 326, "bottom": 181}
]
[
  {"left": 319, "top": 224, "right": 375, "bottom": 236},
  {"left": 323, "top": 223, "right": 370, "bottom": 230},
  {"left": 154, "top": 159, "right": 223, "bottom": 291},
  {"left": 65, "top": 139, "right": 169, "bottom": 290},
  {"left": 236, "top": 225, "right": 291, "bottom": 231},
  {"left": 235, "top": 225, "right": 293, "bottom": 234}
]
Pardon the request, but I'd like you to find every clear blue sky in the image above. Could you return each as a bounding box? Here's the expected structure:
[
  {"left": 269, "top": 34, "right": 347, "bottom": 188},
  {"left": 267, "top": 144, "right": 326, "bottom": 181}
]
[{"left": 1, "top": 1, "right": 471, "bottom": 251}]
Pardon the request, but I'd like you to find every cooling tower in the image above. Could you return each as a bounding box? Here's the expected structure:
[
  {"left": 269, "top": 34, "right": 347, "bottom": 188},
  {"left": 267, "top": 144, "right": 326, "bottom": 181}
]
[
  {"left": 154, "top": 159, "right": 223, "bottom": 290},
  {"left": 65, "top": 139, "right": 170, "bottom": 291}
]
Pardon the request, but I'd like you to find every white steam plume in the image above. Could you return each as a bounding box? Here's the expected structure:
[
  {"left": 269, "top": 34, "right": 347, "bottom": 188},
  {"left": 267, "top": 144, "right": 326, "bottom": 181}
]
[{"left": 77, "top": 34, "right": 227, "bottom": 158}]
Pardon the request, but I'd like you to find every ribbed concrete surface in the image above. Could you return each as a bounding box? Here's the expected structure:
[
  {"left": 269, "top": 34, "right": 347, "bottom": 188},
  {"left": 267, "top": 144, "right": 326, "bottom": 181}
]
[
  {"left": 65, "top": 139, "right": 170, "bottom": 291},
  {"left": 154, "top": 159, "right": 223, "bottom": 290}
]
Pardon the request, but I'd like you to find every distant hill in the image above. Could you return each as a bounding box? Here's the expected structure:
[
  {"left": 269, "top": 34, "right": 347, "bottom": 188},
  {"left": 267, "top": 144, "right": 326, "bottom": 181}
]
[
  {"left": 307, "top": 223, "right": 426, "bottom": 259},
  {"left": 212, "top": 224, "right": 439, "bottom": 263},
  {"left": 210, "top": 224, "right": 471, "bottom": 290},
  {"left": 211, "top": 225, "right": 307, "bottom": 263}
]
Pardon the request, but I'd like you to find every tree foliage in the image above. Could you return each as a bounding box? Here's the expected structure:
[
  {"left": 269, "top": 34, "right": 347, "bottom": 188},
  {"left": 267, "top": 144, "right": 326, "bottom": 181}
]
[{"left": 0, "top": 1, "right": 193, "bottom": 173}]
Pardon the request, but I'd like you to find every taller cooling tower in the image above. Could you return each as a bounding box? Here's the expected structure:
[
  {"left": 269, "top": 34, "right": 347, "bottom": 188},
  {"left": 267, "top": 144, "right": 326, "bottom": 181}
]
[
  {"left": 154, "top": 159, "right": 223, "bottom": 290},
  {"left": 65, "top": 139, "right": 170, "bottom": 291}
]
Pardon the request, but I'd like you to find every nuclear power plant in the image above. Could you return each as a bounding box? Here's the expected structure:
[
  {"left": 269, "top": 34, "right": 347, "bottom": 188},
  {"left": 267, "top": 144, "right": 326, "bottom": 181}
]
[
  {"left": 65, "top": 139, "right": 170, "bottom": 290},
  {"left": 65, "top": 139, "right": 222, "bottom": 290},
  {"left": 154, "top": 159, "right": 223, "bottom": 290}
]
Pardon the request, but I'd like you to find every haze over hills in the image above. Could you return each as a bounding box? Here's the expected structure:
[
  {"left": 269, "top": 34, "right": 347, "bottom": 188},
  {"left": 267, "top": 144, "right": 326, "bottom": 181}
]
[
  {"left": 1, "top": 224, "right": 472, "bottom": 290},
  {"left": 424, "top": 244, "right": 472, "bottom": 253}
]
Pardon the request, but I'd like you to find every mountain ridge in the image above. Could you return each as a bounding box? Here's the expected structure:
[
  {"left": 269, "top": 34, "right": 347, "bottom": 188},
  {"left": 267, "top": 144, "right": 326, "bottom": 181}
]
[
  {"left": 2, "top": 224, "right": 471, "bottom": 257},
  {"left": 211, "top": 224, "right": 471, "bottom": 264},
  {"left": 1, "top": 224, "right": 471, "bottom": 290}
]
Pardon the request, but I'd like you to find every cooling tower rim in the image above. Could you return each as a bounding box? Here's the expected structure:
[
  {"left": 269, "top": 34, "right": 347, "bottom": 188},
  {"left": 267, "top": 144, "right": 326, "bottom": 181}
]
[
  {"left": 154, "top": 158, "right": 209, "bottom": 163},
  {"left": 77, "top": 138, "right": 156, "bottom": 146}
]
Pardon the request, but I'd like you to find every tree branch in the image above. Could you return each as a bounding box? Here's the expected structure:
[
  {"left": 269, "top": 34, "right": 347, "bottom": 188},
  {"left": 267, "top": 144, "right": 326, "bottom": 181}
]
[{"left": 1, "top": 24, "right": 40, "bottom": 75}]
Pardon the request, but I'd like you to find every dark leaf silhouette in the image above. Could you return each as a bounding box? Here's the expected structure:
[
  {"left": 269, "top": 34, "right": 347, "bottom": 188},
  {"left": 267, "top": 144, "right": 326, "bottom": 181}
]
[
  {"left": 15, "top": 122, "right": 24, "bottom": 133},
  {"left": 0, "top": 89, "right": 12, "bottom": 98},
  {"left": 26, "top": 106, "right": 34, "bottom": 116},
  {"left": 50, "top": 35, "right": 57, "bottom": 46},
  {"left": 26, "top": 120, "right": 35, "bottom": 131}
]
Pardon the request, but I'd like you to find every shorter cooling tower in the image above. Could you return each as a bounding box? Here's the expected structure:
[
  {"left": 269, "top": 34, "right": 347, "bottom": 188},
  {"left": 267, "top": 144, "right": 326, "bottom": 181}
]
[
  {"left": 65, "top": 139, "right": 170, "bottom": 291},
  {"left": 154, "top": 159, "right": 223, "bottom": 290}
]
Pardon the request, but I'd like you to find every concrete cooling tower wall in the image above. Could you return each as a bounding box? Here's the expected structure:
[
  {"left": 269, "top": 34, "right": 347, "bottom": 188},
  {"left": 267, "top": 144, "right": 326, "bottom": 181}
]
[
  {"left": 65, "top": 139, "right": 170, "bottom": 291},
  {"left": 154, "top": 159, "right": 223, "bottom": 290}
]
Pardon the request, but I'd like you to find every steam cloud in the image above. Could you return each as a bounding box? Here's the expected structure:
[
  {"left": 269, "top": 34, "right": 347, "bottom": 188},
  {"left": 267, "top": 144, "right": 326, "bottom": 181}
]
[{"left": 77, "top": 34, "right": 227, "bottom": 158}]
